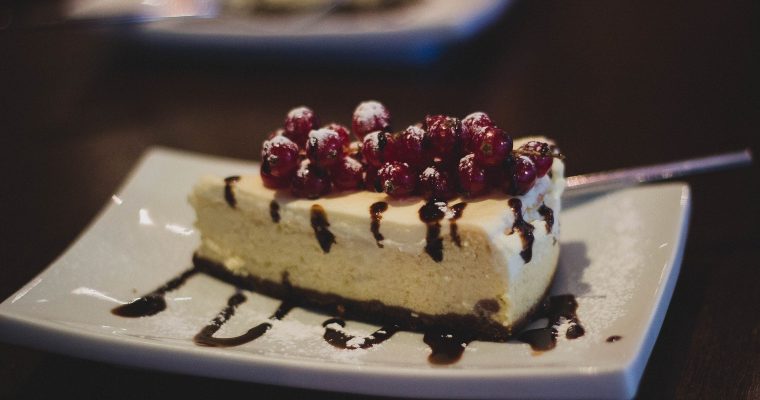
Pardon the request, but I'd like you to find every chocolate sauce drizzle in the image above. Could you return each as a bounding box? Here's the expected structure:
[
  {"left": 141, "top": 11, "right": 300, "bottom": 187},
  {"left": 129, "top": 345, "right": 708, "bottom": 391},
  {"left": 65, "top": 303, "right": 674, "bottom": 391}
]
[
  {"left": 449, "top": 202, "right": 467, "bottom": 247},
  {"left": 194, "top": 294, "right": 295, "bottom": 348},
  {"left": 322, "top": 318, "right": 400, "bottom": 349},
  {"left": 518, "top": 294, "right": 585, "bottom": 351},
  {"left": 606, "top": 335, "right": 622, "bottom": 343},
  {"left": 423, "top": 328, "right": 474, "bottom": 365},
  {"left": 369, "top": 201, "right": 388, "bottom": 248},
  {"left": 508, "top": 198, "right": 535, "bottom": 263},
  {"left": 224, "top": 176, "right": 241, "bottom": 208},
  {"left": 111, "top": 267, "right": 200, "bottom": 317},
  {"left": 310, "top": 204, "right": 336, "bottom": 253},
  {"left": 538, "top": 204, "right": 554, "bottom": 233},
  {"left": 270, "top": 200, "right": 281, "bottom": 223},
  {"left": 419, "top": 200, "right": 447, "bottom": 262}
]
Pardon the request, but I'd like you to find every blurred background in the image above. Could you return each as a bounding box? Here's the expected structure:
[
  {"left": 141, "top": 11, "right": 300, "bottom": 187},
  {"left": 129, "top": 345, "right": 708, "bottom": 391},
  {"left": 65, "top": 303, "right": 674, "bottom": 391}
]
[{"left": 1, "top": 0, "right": 757, "bottom": 398}]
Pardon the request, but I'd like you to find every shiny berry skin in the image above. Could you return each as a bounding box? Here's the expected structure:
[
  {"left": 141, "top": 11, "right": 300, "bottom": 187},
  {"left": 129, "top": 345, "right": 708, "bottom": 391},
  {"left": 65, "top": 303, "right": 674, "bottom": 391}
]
[
  {"left": 291, "top": 160, "right": 331, "bottom": 199},
  {"left": 457, "top": 154, "right": 488, "bottom": 197},
  {"left": 284, "top": 106, "right": 319, "bottom": 148},
  {"left": 306, "top": 128, "right": 344, "bottom": 168},
  {"left": 331, "top": 156, "right": 364, "bottom": 191},
  {"left": 352, "top": 101, "right": 391, "bottom": 139},
  {"left": 513, "top": 156, "right": 537, "bottom": 195},
  {"left": 378, "top": 161, "right": 416, "bottom": 198},
  {"left": 323, "top": 123, "right": 351, "bottom": 151},
  {"left": 260, "top": 160, "right": 290, "bottom": 189},
  {"left": 461, "top": 112, "right": 495, "bottom": 153},
  {"left": 425, "top": 115, "right": 461, "bottom": 160},
  {"left": 361, "top": 130, "right": 395, "bottom": 168},
  {"left": 519, "top": 141, "right": 553, "bottom": 177},
  {"left": 471, "top": 126, "right": 513, "bottom": 167},
  {"left": 419, "top": 165, "right": 455, "bottom": 201},
  {"left": 393, "top": 125, "right": 429, "bottom": 169},
  {"left": 261, "top": 135, "right": 299, "bottom": 178}
]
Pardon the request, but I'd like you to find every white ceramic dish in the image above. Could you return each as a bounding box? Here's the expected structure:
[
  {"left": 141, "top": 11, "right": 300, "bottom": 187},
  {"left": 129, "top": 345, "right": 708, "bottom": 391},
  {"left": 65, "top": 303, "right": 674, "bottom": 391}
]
[{"left": 0, "top": 147, "right": 690, "bottom": 399}]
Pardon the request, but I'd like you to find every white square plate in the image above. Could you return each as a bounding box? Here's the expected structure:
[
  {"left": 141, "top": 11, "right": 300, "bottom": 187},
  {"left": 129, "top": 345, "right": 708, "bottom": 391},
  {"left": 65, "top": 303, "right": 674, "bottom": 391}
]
[{"left": 0, "top": 147, "right": 690, "bottom": 399}]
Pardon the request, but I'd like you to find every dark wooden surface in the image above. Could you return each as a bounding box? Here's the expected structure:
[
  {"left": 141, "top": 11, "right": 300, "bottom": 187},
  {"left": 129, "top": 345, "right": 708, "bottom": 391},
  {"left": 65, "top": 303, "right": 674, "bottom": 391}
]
[{"left": 1, "top": 1, "right": 757, "bottom": 398}]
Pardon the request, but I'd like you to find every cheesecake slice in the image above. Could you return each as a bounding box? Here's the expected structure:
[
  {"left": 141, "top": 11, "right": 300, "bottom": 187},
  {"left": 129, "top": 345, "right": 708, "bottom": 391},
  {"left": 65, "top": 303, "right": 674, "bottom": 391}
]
[{"left": 189, "top": 137, "right": 564, "bottom": 341}]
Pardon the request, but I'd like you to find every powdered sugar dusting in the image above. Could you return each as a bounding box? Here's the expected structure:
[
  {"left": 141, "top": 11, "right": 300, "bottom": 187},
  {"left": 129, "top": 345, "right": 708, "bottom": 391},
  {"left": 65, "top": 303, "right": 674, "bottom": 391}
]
[
  {"left": 354, "top": 101, "right": 385, "bottom": 120},
  {"left": 363, "top": 131, "right": 382, "bottom": 152},
  {"left": 308, "top": 128, "right": 339, "bottom": 146},
  {"left": 287, "top": 106, "right": 311, "bottom": 119},
  {"left": 459, "top": 153, "right": 476, "bottom": 169}
]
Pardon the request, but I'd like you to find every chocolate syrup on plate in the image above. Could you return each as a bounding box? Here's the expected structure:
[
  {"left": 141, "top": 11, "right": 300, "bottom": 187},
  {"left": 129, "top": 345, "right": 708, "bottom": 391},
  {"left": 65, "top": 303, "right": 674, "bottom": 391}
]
[
  {"left": 606, "top": 335, "right": 622, "bottom": 343},
  {"left": 322, "top": 318, "right": 400, "bottom": 350},
  {"left": 518, "top": 294, "right": 585, "bottom": 351},
  {"left": 111, "top": 267, "right": 200, "bottom": 317},
  {"left": 369, "top": 201, "right": 388, "bottom": 248},
  {"left": 423, "top": 328, "right": 474, "bottom": 365},
  {"left": 270, "top": 200, "right": 281, "bottom": 223}
]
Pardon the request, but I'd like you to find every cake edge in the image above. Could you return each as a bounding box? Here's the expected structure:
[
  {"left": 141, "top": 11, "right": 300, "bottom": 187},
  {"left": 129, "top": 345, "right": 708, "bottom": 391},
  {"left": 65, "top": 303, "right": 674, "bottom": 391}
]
[{"left": 193, "top": 253, "right": 555, "bottom": 342}]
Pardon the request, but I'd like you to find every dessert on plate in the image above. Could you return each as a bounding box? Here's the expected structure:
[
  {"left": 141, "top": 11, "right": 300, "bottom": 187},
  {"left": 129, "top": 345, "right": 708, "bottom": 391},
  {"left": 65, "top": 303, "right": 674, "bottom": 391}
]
[{"left": 189, "top": 101, "right": 564, "bottom": 341}]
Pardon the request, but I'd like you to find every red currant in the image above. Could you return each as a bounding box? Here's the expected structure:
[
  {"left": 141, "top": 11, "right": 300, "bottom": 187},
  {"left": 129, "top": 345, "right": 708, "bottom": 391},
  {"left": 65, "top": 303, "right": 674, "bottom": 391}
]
[
  {"left": 331, "top": 156, "right": 365, "bottom": 191},
  {"left": 361, "top": 130, "right": 395, "bottom": 168},
  {"left": 393, "top": 125, "right": 429, "bottom": 169},
  {"left": 323, "top": 123, "right": 351, "bottom": 151},
  {"left": 519, "top": 141, "right": 553, "bottom": 177},
  {"left": 291, "top": 160, "right": 331, "bottom": 199},
  {"left": 261, "top": 135, "right": 299, "bottom": 178},
  {"left": 513, "top": 156, "right": 537, "bottom": 195},
  {"left": 378, "top": 161, "right": 416, "bottom": 198},
  {"left": 471, "top": 126, "right": 513, "bottom": 167},
  {"left": 284, "top": 106, "right": 319, "bottom": 148},
  {"left": 260, "top": 160, "right": 290, "bottom": 189},
  {"left": 461, "top": 112, "right": 494, "bottom": 153},
  {"left": 352, "top": 101, "right": 391, "bottom": 140},
  {"left": 419, "top": 165, "right": 455, "bottom": 201},
  {"left": 457, "top": 154, "right": 488, "bottom": 197},
  {"left": 425, "top": 115, "right": 461, "bottom": 160},
  {"left": 306, "top": 128, "right": 344, "bottom": 168}
]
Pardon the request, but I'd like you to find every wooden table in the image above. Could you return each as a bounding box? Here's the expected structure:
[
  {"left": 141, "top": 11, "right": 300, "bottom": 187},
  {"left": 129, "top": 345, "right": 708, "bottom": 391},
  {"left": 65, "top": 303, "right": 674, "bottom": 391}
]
[{"left": 1, "top": 1, "right": 757, "bottom": 398}]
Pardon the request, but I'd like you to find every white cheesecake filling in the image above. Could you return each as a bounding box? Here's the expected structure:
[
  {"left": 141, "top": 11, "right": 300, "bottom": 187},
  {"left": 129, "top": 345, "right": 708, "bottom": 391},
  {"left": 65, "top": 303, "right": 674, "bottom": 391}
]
[{"left": 189, "top": 138, "right": 564, "bottom": 332}]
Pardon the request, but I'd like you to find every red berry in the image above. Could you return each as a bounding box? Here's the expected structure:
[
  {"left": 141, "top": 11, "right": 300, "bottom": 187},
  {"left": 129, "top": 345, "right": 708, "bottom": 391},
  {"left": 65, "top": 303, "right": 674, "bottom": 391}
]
[
  {"left": 331, "top": 156, "right": 365, "bottom": 191},
  {"left": 519, "top": 141, "right": 554, "bottom": 177},
  {"left": 291, "top": 160, "right": 331, "bottom": 199},
  {"left": 425, "top": 115, "right": 461, "bottom": 160},
  {"left": 457, "top": 154, "right": 488, "bottom": 197},
  {"left": 378, "top": 161, "right": 416, "bottom": 198},
  {"left": 284, "top": 106, "right": 319, "bottom": 148},
  {"left": 260, "top": 160, "right": 290, "bottom": 189},
  {"left": 361, "top": 130, "right": 395, "bottom": 168},
  {"left": 306, "top": 128, "right": 344, "bottom": 168},
  {"left": 394, "top": 125, "right": 429, "bottom": 170},
  {"left": 471, "top": 126, "right": 513, "bottom": 167},
  {"left": 513, "top": 156, "right": 537, "bottom": 195},
  {"left": 261, "top": 135, "right": 300, "bottom": 178},
  {"left": 352, "top": 100, "right": 391, "bottom": 139},
  {"left": 461, "top": 112, "right": 495, "bottom": 153},
  {"left": 323, "top": 123, "right": 351, "bottom": 151},
  {"left": 419, "top": 165, "right": 455, "bottom": 201}
]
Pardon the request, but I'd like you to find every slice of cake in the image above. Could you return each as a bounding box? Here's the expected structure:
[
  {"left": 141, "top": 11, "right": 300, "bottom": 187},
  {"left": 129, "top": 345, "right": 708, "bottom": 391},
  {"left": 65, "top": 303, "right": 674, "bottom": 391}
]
[{"left": 189, "top": 102, "right": 564, "bottom": 341}]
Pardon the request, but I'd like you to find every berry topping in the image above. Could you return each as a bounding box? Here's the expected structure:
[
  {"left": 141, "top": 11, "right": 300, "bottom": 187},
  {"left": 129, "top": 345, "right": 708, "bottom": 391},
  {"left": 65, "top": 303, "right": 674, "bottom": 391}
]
[
  {"left": 306, "top": 128, "right": 344, "bottom": 168},
  {"left": 331, "top": 156, "right": 365, "bottom": 191},
  {"left": 291, "top": 160, "right": 331, "bottom": 199},
  {"left": 425, "top": 115, "right": 461, "bottom": 160},
  {"left": 461, "top": 112, "right": 495, "bottom": 153},
  {"left": 261, "top": 135, "right": 300, "bottom": 178},
  {"left": 519, "top": 141, "right": 554, "bottom": 177},
  {"left": 457, "top": 154, "right": 488, "bottom": 197},
  {"left": 324, "top": 123, "right": 352, "bottom": 151},
  {"left": 471, "top": 126, "right": 513, "bottom": 167},
  {"left": 394, "top": 125, "right": 429, "bottom": 169},
  {"left": 284, "top": 106, "right": 319, "bottom": 148},
  {"left": 361, "top": 130, "right": 395, "bottom": 168},
  {"left": 261, "top": 160, "right": 291, "bottom": 189},
  {"left": 513, "top": 156, "right": 537, "bottom": 195},
  {"left": 364, "top": 164, "right": 382, "bottom": 192},
  {"left": 378, "top": 161, "right": 416, "bottom": 198},
  {"left": 419, "top": 165, "right": 455, "bottom": 201},
  {"left": 352, "top": 101, "right": 391, "bottom": 139}
]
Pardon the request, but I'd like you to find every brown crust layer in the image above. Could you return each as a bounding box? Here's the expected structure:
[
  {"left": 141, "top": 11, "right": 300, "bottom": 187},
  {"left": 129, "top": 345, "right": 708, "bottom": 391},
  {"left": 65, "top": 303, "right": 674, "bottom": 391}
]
[{"left": 193, "top": 254, "right": 553, "bottom": 342}]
